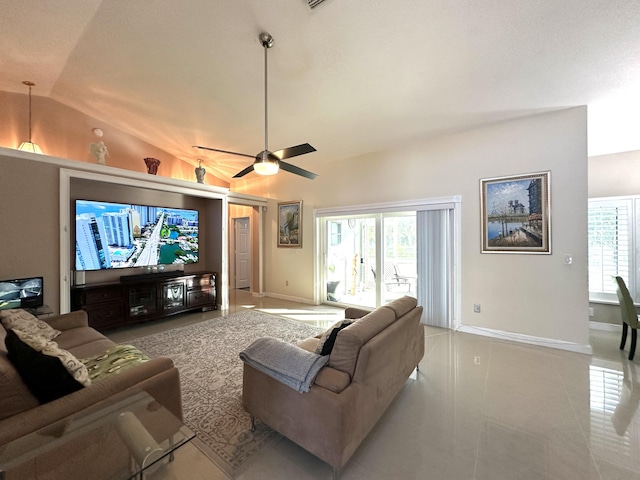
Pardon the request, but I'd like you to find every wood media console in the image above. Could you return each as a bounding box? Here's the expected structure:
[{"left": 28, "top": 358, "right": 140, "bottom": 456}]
[{"left": 71, "top": 271, "right": 217, "bottom": 330}]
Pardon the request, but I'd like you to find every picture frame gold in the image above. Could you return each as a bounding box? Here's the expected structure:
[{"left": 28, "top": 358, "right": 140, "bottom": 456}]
[{"left": 277, "top": 200, "right": 303, "bottom": 248}]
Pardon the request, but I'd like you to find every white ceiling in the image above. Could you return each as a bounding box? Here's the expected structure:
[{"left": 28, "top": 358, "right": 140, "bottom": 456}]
[{"left": 2, "top": 0, "right": 639, "bottom": 181}]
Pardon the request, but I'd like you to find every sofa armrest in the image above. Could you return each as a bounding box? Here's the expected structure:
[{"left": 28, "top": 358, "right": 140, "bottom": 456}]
[
  {"left": 344, "top": 307, "right": 373, "bottom": 320},
  {"left": 313, "top": 366, "right": 351, "bottom": 393},
  {"left": 45, "top": 310, "right": 89, "bottom": 331}
]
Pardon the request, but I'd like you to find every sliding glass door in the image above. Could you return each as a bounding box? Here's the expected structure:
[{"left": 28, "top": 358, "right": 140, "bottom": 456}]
[
  {"left": 381, "top": 214, "right": 417, "bottom": 305},
  {"left": 325, "top": 216, "right": 377, "bottom": 307},
  {"left": 317, "top": 198, "right": 458, "bottom": 328},
  {"left": 321, "top": 213, "right": 418, "bottom": 308}
]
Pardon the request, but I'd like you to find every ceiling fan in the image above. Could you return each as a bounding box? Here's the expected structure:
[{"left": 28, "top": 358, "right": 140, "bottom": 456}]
[{"left": 194, "top": 32, "right": 318, "bottom": 180}]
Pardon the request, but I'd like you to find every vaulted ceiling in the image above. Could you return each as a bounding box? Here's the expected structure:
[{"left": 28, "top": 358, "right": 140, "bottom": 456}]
[{"left": 2, "top": 1, "right": 639, "bottom": 181}]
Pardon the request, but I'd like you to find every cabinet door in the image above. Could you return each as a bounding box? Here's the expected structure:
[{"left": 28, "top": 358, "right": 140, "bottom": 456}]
[
  {"left": 84, "top": 286, "right": 123, "bottom": 304},
  {"left": 86, "top": 304, "right": 127, "bottom": 329},
  {"left": 186, "top": 274, "right": 213, "bottom": 289},
  {"left": 187, "top": 289, "right": 213, "bottom": 308},
  {"left": 162, "top": 282, "right": 185, "bottom": 312},
  {"left": 129, "top": 286, "right": 158, "bottom": 317}
]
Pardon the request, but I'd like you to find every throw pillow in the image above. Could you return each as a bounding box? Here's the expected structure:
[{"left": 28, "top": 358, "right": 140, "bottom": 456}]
[
  {"left": 5, "top": 329, "right": 87, "bottom": 403},
  {"left": 315, "top": 319, "right": 354, "bottom": 356},
  {"left": 0, "top": 309, "right": 61, "bottom": 340},
  {"left": 10, "top": 329, "right": 91, "bottom": 387}
]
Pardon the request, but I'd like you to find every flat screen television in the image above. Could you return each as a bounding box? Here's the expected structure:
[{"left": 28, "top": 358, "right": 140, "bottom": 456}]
[
  {"left": 0, "top": 277, "right": 44, "bottom": 310},
  {"left": 75, "top": 199, "right": 199, "bottom": 271}
]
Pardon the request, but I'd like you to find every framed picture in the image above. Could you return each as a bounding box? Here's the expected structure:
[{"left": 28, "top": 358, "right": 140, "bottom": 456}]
[
  {"left": 278, "top": 200, "right": 303, "bottom": 248},
  {"left": 480, "top": 171, "right": 551, "bottom": 254}
]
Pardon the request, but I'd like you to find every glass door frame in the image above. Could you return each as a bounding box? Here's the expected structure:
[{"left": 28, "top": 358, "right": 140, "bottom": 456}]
[
  {"left": 320, "top": 214, "right": 380, "bottom": 308},
  {"left": 314, "top": 196, "right": 462, "bottom": 329}
]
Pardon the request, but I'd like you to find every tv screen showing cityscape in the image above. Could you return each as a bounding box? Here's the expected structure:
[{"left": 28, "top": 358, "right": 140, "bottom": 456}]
[{"left": 75, "top": 200, "right": 199, "bottom": 271}]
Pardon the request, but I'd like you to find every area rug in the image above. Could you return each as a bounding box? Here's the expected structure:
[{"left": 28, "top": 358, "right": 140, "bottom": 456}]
[{"left": 129, "top": 309, "right": 324, "bottom": 477}]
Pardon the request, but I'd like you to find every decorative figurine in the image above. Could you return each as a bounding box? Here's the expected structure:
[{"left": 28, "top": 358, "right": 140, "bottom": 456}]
[
  {"left": 195, "top": 159, "right": 206, "bottom": 184},
  {"left": 143, "top": 157, "right": 161, "bottom": 175},
  {"left": 90, "top": 141, "right": 108, "bottom": 165}
]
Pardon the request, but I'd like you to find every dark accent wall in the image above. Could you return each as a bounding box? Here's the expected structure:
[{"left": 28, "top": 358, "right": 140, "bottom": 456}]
[{"left": 0, "top": 151, "right": 224, "bottom": 314}]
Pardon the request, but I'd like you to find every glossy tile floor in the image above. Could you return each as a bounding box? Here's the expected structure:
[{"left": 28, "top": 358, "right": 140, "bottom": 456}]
[{"left": 106, "top": 291, "right": 640, "bottom": 480}]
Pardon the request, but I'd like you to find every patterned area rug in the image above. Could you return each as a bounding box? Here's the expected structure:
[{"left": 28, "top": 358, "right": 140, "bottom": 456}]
[{"left": 130, "top": 309, "right": 324, "bottom": 477}]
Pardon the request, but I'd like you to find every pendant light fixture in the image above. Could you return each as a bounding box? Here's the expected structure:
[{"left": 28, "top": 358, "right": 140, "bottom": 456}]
[{"left": 18, "top": 80, "right": 43, "bottom": 154}]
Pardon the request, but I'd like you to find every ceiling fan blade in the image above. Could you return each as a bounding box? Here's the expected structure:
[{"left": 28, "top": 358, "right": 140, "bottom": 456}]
[
  {"left": 278, "top": 160, "right": 318, "bottom": 179},
  {"left": 193, "top": 145, "right": 256, "bottom": 160},
  {"left": 273, "top": 143, "right": 316, "bottom": 160},
  {"left": 232, "top": 164, "right": 256, "bottom": 178}
]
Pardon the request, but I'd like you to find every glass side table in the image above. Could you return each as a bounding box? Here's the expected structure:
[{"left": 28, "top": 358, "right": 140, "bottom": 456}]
[{"left": 0, "top": 390, "right": 195, "bottom": 480}]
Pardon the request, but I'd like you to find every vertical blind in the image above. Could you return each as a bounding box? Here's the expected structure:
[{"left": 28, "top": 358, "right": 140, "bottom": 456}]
[{"left": 416, "top": 209, "right": 452, "bottom": 327}]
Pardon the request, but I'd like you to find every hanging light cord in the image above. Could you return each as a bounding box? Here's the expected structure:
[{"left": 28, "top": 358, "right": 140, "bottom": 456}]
[
  {"left": 28, "top": 84, "right": 32, "bottom": 142},
  {"left": 23, "top": 81, "right": 35, "bottom": 142}
]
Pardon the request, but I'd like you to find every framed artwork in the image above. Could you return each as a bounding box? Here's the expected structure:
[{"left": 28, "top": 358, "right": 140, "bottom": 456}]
[
  {"left": 278, "top": 200, "right": 303, "bottom": 248},
  {"left": 480, "top": 171, "right": 551, "bottom": 254}
]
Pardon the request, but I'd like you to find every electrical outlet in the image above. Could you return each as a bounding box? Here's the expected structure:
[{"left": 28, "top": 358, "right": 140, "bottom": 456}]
[
  {"left": 474, "top": 356, "right": 481, "bottom": 365},
  {"left": 473, "top": 304, "right": 481, "bottom": 313}
]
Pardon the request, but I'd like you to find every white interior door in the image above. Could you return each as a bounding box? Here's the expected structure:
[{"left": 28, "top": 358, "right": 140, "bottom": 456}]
[{"left": 234, "top": 217, "right": 250, "bottom": 289}]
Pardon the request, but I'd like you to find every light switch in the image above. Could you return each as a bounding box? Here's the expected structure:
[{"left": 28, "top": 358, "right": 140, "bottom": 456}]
[{"left": 564, "top": 254, "right": 573, "bottom": 265}]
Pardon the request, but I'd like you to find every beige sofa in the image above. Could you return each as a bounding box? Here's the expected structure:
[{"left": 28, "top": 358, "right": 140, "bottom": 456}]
[
  {"left": 242, "top": 295, "right": 424, "bottom": 476},
  {"left": 0, "top": 310, "right": 182, "bottom": 449}
]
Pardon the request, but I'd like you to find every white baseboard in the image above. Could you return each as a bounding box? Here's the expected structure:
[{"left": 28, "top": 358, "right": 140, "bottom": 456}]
[
  {"left": 263, "top": 292, "right": 317, "bottom": 305},
  {"left": 457, "top": 325, "right": 593, "bottom": 355},
  {"left": 589, "top": 321, "right": 620, "bottom": 332}
]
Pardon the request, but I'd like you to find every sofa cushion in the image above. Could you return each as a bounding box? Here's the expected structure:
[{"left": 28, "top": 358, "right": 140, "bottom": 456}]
[
  {"left": 329, "top": 306, "right": 395, "bottom": 377},
  {"left": 313, "top": 366, "right": 351, "bottom": 393},
  {"left": 54, "top": 325, "right": 115, "bottom": 359},
  {"left": 55, "top": 326, "right": 111, "bottom": 351},
  {"left": 0, "top": 309, "right": 61, "bottom": 340},
  {"left": 315, "top": 320, "right": 354, "bottom": 356},
  {"left": 5, "top": 329, "right": 86, "bottom": 403},
  {"left": 344, "top": 306, "right": 373, "bottom": 320},
  {"left": 384, "top": 296, "right": 418, "bottom": 319}
]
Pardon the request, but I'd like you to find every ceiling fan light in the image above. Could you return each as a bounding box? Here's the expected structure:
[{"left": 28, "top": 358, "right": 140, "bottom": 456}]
[
  {"left": 18, "top": 141, "right": 43, "bottom": 154},
  {"left": 254, "top": 160, "right": 279, "bottom": 176},
  {"left": 253, "top": 151, "right": 279, "bottom": 176}
]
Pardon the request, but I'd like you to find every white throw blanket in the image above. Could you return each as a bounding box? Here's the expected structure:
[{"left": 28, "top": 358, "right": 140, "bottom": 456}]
[{"left": 239, "top": 336, "right": 329, "bottom": 393}]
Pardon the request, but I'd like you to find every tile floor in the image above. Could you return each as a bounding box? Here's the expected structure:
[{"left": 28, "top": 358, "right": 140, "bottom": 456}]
[{"left": 106, "top": 291, "right": 640, "bottom": 480}]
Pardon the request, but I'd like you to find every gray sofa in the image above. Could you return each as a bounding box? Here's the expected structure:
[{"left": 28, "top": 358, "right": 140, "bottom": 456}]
[
  {"left": 242, "top": 295, "right": 424, "bottom": 476},
  {"left": 0, "top": 310, "right": 182, "bottom": 448}
]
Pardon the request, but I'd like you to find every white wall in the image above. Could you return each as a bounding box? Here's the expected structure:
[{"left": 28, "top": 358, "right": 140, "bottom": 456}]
[
  {"left": 588, "top": 149, "right": 640, "bottom": 326},
  {"left": 244, "top": 107, "right": 589, "bottom": 348},
  {"left": 262, "top": 197, "right": 317, "bottom": 303},
  {"left": 589, "top": 150, "right": 640, "bottom": 198}
]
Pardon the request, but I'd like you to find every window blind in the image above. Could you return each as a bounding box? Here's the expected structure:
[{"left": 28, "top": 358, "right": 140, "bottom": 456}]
[{"left": 588, "top": 199, "right": 631, "bottom": 297}]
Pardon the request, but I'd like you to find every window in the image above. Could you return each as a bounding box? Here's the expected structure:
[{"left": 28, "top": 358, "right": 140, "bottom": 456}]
[
  {"left": 329, "top": 221, "right": 342, "bottom": 246},
  {"left": 588, "top": 197, "right": 633, "bottom": 301}
]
